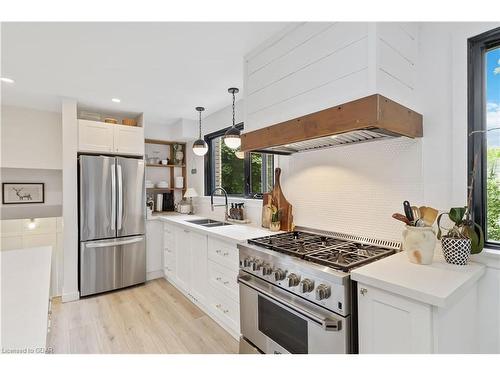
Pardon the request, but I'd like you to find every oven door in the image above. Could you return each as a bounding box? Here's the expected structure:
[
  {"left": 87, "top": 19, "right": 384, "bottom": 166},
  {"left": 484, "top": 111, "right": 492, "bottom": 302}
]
[{"left": 238, "top": 272, "right": 350, "bottom": 354}]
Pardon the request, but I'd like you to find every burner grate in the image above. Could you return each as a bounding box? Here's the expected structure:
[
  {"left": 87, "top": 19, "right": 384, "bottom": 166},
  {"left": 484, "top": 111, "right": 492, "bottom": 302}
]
[
  {"left": 248, "top": 231, "right": 351, "bottom": 258},
  {"left": 305, "top": 243, "right": 394, "bottom": 271}
]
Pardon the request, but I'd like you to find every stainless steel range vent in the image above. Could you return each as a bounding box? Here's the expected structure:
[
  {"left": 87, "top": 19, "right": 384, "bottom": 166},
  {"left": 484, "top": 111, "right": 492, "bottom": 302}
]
[
  {"left": 258, "top": 129, "right": 397, "bottom": 155},
  {"left": 241, "top": 94, "right": 423, "bottom": 155}
]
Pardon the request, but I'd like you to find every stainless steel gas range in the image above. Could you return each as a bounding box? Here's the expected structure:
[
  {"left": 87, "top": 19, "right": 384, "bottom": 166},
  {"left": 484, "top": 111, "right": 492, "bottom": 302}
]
[{"left": 237, "top": 228, "right": 400, "bottom": 354}]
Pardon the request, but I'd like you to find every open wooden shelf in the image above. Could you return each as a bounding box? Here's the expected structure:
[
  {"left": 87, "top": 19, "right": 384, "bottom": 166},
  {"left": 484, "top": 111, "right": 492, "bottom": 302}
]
[
  {"left": 146, "top": 187, "right": 186, "bottom": 192},
  {"left": 146, "top": 164, "right": 185, "bottom": 168}
]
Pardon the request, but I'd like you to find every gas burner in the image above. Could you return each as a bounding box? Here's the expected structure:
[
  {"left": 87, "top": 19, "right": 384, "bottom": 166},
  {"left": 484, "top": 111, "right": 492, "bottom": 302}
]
[
  {"left": 248, "top": 231, "right": 350, "bottom": 258},
  {"left": 248, "top": 230, "right": 395, "bottom": 272},
  {"left": 305, "top": 243, "right": 394, "bottom": 271}
]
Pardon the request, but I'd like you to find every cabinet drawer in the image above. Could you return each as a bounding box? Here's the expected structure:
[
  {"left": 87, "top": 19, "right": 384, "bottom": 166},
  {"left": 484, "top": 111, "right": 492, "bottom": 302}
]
[
  {"left": 210, "top": 287, "right": 240, "bottom": 332},
  {"left": 207, "top": 237, "right": 239, "bottom": 270},
  {"left": 208, "top": 260, "right": 239, "bottom": 302}
]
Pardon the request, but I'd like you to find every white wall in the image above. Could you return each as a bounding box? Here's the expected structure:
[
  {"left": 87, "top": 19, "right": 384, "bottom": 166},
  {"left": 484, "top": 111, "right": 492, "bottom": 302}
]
[
  {"left": 1, "top": 106, "right": 62, "bottom": 170},
  {"left": 0, "top": 217, "right": 64, "bottom": 297},
  {"left": 0, "top": 168, "right": 62, "bottom": 219},
  {"left": 244, "top": 22, "right": 420, "bottom": 134},
  {"left": 61, "top": 98, "right": 79, "bottom": 302}
]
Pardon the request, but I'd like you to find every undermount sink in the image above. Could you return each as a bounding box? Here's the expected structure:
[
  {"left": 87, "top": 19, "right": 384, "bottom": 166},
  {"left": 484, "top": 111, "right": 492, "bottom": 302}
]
[{"left": 186, "top": 218, "right": 232, "bottom": 227}]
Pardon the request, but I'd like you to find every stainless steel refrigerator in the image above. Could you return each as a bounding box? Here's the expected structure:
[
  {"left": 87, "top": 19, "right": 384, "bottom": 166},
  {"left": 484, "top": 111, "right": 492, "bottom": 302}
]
[{"left": 79, "top": 155, "right": 146, "bottom": 297}]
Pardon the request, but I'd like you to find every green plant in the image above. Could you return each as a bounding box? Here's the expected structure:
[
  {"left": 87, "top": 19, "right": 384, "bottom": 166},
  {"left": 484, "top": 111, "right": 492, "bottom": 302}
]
[
  {"left": 270, "top": 201, "right": 281, "bottom": 223},
  {"left": 437, "top": 207, "right": 484, "bottom": 254}
]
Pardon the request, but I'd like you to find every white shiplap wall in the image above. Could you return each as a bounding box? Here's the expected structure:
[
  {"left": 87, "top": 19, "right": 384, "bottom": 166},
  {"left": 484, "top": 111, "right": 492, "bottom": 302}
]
[{"left": 244, "top": 22, "right": 420, "bottom": 133}]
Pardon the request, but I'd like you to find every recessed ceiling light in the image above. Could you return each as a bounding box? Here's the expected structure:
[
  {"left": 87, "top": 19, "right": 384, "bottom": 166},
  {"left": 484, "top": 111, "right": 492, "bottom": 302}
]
[
  {"left": 1, "top": 77, "right": 15, "bottom": 84},
  {"left": 111, "top": 98, "right": 121, "bottom": 103}
]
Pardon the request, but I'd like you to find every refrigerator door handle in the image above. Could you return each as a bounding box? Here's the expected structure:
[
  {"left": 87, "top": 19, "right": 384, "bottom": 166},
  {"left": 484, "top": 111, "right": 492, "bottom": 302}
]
[
  {"left": 111, "top": 163, "right": 116, "bottom": 230},
  {"left": 117, "top": 164, "right": 123, "bottom": 230},
  {"left": 84, "top": 236, "right": 144, "bottom": 248}
]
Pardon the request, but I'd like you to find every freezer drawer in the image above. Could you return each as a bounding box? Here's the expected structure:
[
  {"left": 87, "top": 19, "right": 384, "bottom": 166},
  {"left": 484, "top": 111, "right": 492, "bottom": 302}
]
[{"left": 80, "top": 235, "right": 146, "bottom": 296}]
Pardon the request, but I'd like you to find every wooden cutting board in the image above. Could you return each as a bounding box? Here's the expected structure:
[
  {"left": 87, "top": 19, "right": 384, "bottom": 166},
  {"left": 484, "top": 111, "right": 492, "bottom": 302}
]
[
  {"left": 261, "top": 192, "right": 272, "bottom": 228},
  {"left": 271, "top": 168, "right": 293, "bottom": 231}
]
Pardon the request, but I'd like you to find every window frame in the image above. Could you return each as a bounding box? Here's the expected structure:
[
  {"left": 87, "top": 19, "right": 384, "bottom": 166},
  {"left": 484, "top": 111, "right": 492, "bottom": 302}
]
[
  {"left": 204, "top": 123, "right": 274, "bottom": 198},
  {"left": 468, "top": 27, "right": 500, "bottom": 250}
]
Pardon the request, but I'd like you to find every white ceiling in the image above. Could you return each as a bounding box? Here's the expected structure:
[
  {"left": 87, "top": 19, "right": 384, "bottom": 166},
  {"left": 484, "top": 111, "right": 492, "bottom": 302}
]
[{"left": 1, "top": 22, "right": 288, "bottom": 125}]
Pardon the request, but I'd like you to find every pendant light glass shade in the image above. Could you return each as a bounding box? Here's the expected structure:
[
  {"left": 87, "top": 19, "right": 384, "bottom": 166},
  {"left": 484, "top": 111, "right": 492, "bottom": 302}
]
[
  {"left": 224, "top": 87, "right": 241, "bottom": 149},
  {"left": 235, "top": 148, "right": 245, "bottom": 159},
  {"left": 192, "top": 106, "right": 208, "bottom": 156}
]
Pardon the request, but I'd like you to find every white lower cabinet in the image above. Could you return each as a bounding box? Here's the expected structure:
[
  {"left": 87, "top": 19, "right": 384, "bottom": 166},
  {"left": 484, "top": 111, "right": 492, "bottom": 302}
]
[
  {"left": 357, "top": 282, "right": 480, "bottom": 353},
  {"left": 190, "top": 231, "right": 208, "bottom": 305},
  {"left": 146, "top": 220, "right": 163, "bottom": 280},
  {"left": 163, "top": 223, "right": 240, "bottom": 339},
  {"left": 357, "top": 283, "right": 432, "bottom": 354}
]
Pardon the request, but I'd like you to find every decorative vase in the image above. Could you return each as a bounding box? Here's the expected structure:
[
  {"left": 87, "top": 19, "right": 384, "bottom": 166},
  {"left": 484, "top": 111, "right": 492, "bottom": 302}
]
[
  {"left": 441, "top": 237, "right": 471, "bottom": 265},
  {"left": 402, "top": 225, "right": 437, "bottom": 265},
  {"left": 269, "top": 221, "right": 281, "bottom": 232}
]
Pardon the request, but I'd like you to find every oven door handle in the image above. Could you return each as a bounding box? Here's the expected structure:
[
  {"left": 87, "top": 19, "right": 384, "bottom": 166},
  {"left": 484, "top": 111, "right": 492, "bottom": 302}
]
[{"left": 238, "top": 275, "right": 341, "bottom": 331}]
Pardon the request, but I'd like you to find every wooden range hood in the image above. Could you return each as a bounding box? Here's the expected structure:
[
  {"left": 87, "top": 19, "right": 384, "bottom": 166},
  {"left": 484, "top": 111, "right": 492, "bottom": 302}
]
[{"left": 240, "top": 94, "right": 423, "bottom": 155}]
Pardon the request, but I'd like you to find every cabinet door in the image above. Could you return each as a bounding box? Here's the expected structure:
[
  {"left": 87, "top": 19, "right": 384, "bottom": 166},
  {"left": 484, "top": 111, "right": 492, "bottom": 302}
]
[
  {"left": 174, "top": 227, "right": 191, "bottom": 292},
  {"left": 113, "top": 125, "right": 144, "bottom": 155},
  {"left": 357, "top": 283, "right": 432, "bottom": 354},
  {"left": 78, "top": 120, "right": 114, "bottom": 153},
  {"left": 190, "top": 231, "right": 208, "bottom": 305},
  {"left": 146, "top": 221, "right": 163, "bottom": 276}
]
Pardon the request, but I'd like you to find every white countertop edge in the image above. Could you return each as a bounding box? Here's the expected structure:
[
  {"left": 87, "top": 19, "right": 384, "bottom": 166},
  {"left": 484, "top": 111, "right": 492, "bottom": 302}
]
[
  {"left": 351, "top": 265, "right": 486, "bottom": 308},
  {"left": 152, "top": 213, "right": 277, "bottom": 243},
  {"left": 351, "top": 252, "right": 486, "bottom": 308}
]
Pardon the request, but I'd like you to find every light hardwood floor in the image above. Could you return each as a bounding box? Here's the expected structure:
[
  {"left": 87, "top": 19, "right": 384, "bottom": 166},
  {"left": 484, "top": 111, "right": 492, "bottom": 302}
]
[{"left": 47, "top": 278, "right": 238, "bottom": 354}]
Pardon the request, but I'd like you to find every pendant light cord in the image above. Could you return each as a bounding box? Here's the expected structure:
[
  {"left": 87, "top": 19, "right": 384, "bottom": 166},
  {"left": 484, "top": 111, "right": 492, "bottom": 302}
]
[
  {"left": 198, "top": 110, "right": 202, "bottom": 138},
  {"left": 232, "top": 91, "right": 236, "bottom": 128}
]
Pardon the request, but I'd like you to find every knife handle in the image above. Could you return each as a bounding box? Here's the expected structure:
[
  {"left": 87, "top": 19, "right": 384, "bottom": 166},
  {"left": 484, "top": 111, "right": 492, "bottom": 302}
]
[{"left": 403, "top": 200, "right": 414, "bottom": 222}]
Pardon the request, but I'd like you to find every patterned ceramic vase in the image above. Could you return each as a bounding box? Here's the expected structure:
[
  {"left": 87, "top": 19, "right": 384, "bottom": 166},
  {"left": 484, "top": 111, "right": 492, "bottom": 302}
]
[
  {"left": 441, "top": 237, "right": 471, "bottom": 265},
  {"left": 402, "top": 225, "right": 437, "bottom": 265}
]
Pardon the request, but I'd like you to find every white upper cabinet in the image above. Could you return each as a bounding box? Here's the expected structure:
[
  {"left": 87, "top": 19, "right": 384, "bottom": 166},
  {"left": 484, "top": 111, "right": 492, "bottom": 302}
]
[
  {"left": 78, "top": 120, "right": 144, "bottom": 155},
  {"left": 113, "top": 124, "right": 144, "bottom": 155},
  {"left": 78, "top": 120, "right": 114, "bottom": 153},
  {"left": 243, "top": 22, "right": 419, "bottom": 133}
]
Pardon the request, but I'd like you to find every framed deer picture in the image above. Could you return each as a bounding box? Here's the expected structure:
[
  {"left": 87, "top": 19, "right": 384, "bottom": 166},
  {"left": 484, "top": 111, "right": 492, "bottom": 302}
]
[{"left": 2, "top": 183, "right": 44, "bottom": 204}]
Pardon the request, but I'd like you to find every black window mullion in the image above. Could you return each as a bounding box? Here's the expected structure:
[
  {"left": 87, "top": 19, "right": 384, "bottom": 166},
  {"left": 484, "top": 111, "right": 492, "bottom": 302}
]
[{"left": 468, "top": 27, "right": 500, "bottom": 250}]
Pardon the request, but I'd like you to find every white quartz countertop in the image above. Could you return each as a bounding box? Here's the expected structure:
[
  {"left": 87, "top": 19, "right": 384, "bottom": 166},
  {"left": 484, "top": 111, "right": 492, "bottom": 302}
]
[
  {"left": 351, "top": 251, "right": 486, "bottom": 307},
  {"left": 1, "top": 246, "right": 52, "bottom": 352},
  {"left": 149, "top": 213, "right": 278, "bottom": 242}
]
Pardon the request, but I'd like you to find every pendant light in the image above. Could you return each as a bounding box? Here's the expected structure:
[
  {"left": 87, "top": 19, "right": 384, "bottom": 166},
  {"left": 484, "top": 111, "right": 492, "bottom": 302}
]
[
  {"left": 235, "top": 148, "right": 245, "bottom": 159},
  {"left": 223, "top": 87, "right": 241, "bottom": 149},
  {"left": 192, "top": 106, "right": 208, "bottom": 156}
]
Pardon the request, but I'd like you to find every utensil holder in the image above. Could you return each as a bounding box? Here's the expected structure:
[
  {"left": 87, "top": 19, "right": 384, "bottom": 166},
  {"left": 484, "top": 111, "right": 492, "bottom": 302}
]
[
  {"left": 441, "top": 237, "right": 471, "bottom": 265},
  {"left": 402, "top": 225, "right": 436, "bottom": 265}
]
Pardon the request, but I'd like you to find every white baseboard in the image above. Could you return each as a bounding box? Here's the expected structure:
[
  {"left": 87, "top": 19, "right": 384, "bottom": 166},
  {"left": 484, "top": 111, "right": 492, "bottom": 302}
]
[
  {"left": 147, "top": 270, "right": 164, "bottom": 281},
  {"left": 61, "top": 290, "right": 80, "bottom": 302}
]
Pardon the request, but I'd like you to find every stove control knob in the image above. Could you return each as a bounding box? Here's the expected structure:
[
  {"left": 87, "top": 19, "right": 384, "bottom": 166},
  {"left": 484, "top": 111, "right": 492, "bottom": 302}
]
[
  {"left": 252, "top": 259, "right": 263, "bottom": 271},
  {"left": 315, "top": 284, "right": 331, "bottom": 301},
  {"left": 262, "top": 264, "right": 273, "bottom": 276},
  {"left": 300, "top": 279, "right": 315, "bottom": 293},
  {"left": 243, "top": 257, "right": 253, "bottom": 268},
  {"left": 287, "top": 273, "right": 300, "bottom": 287},
  {"left": 274, "top": 268, "right": 286, "bottom": 281}
]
